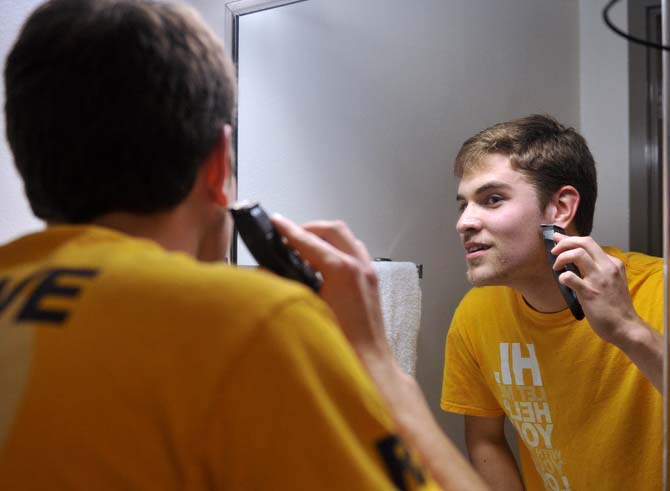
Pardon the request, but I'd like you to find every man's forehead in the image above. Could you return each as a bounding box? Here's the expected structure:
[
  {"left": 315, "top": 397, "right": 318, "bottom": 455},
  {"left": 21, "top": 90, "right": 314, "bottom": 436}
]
[
  {"left": 457, "top": 155, "right": 530, "bottom": 195},
  {"left": 461, "top": 153, "right": 513, "bottom": 177}
]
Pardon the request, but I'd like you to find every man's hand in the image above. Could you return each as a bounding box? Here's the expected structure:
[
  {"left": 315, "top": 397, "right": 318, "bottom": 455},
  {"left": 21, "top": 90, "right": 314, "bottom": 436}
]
[
  {"left": 271, "top": 215, "right": 390, "bottom": 360},
  {"left": 551, "top": 233, "right": 662, "bottom": 391},
  {"left": 551, "top": 233, "right": 639, "bottom": 344}
]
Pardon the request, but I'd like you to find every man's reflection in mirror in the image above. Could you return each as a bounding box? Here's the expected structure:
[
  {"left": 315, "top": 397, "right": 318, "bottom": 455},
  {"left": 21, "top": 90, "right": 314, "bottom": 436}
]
[{"left": 442, "top": 114, "right": 662, "bottom": 491}]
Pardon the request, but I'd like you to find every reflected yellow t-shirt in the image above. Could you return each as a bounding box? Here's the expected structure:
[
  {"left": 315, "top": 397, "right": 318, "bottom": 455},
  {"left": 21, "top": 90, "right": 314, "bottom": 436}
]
[
  {"left": 0, "top": 225, "right": 438, "bottom": 491},
  {"left": 441, "top": 248, "right": 662, "bottom": 491}
]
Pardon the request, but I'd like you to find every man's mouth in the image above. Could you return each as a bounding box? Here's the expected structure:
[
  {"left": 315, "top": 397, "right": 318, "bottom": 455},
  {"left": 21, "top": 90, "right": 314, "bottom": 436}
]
[{"left": 464, "top": 242, "right": 491, "bottom": 258}]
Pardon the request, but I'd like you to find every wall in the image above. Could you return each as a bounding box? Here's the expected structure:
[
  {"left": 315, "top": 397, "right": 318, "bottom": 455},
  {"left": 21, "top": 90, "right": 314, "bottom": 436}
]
[
  {"left": 0, "top": 0, "right": 43, "bottom": 243},
  {"left": 579, "top": 0, "right": 629, "bottom": 249}
]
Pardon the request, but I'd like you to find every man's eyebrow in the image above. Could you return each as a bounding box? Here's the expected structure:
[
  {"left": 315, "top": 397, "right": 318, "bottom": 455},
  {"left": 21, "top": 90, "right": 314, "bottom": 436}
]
[{"left": 456, "top": 181, "right": 512, "bottom": 201}]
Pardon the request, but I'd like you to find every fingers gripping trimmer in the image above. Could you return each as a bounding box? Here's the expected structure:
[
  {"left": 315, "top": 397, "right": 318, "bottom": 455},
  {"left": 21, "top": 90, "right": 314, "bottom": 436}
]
[
  {"left": 540, "top": 224, "right": 584, "bottom": 321},
  {"left": 229, "top": 201, "right": 322, "bottom": 292}
]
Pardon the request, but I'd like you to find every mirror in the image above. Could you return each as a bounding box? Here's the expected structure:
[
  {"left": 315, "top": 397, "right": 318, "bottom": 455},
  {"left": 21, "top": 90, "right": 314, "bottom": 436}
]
[{"left": 192, "top": 0, "right": 664, "bottom": 484}]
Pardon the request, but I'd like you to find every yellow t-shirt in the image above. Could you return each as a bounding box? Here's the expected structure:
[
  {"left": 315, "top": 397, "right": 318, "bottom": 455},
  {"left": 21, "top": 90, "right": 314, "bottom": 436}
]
[
  {"left": 441, "top": 248, "right": 662, "bottom": 491},
  {"left": 0, "top": 225, "right": 438, "bottom": 491}
]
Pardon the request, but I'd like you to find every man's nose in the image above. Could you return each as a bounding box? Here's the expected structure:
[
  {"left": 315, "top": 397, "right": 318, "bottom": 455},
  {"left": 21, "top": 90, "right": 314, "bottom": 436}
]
[{"left": 456, "top": 204, "right": 482, "bottom": 234}]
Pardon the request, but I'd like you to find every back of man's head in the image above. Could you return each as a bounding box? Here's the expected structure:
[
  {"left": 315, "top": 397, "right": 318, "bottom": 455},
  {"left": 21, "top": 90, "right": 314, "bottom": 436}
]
[
  {"left": 454, "top": 114, "right": 598, "bottom": 236},
  {"left": 4, "top": 0, "right": 236, "bottom": 223}
]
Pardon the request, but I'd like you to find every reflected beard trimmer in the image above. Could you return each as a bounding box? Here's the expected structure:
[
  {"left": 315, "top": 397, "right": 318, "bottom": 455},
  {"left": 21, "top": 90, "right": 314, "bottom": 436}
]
[{"left": 541, "top": 224, "right": 585, "bottom": 320}]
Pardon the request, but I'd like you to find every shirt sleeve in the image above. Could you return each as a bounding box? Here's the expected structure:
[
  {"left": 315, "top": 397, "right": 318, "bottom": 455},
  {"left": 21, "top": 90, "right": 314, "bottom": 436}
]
[
  {"left": 211, "top": 294, "right": 441, "bottom": 491},
  {"left": 628, "top": 261, "right": 663, "bottom": 335},
  {"left": 441, "top": 309, "right": 504, "bottom": 418}
]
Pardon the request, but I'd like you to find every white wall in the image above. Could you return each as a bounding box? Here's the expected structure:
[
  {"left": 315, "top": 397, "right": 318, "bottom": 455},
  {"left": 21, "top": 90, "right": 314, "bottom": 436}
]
[
  {"left": 580, "top": 0, "right": 629, "bottom": 249},
  {"left": 0, "top": 0, "right": 43, "bottom": 243}
]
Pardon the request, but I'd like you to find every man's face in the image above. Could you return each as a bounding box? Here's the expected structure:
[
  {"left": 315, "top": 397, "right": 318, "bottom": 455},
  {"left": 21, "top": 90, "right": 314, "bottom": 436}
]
[{"left": 456, "top": 153, "right": 551, "bottom": 287}]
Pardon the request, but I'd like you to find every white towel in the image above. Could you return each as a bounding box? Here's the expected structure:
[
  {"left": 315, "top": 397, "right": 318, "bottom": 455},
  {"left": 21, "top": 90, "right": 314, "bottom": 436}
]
[{"left": 372, "top": 261, "right": 422, "bottom": 376}]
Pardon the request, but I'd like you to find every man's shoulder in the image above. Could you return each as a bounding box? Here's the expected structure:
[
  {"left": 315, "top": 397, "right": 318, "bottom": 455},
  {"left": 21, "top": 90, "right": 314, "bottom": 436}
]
[
  {"left": 458, "top": 285, "right": 512, "bottom": 308},
  {"left": 605, "top": 246, "right": 662, "bottom": 268},
  {"left": 604, "top": 246, "right": 663, "bottom": 286},
  {"left": 0, "top": 225, "right": 325, "bottom": 329},
  {"left": 102, "top": 245, "right": 313, "bottom": 308},
  {"left": 97, "top": 240, "right": 323, "bottom": 330},
  {"left": 450, "top": 285, "right": 516, "bottom": 332}
]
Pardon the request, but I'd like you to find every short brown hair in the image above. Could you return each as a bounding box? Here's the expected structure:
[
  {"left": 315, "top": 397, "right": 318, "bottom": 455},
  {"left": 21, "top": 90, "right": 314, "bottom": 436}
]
[
  {"left": 454, "top": 114, "right": 597, "bottom": 235},
  {"left": 5, "top": 0, "right": 236, "bottom": 223}
]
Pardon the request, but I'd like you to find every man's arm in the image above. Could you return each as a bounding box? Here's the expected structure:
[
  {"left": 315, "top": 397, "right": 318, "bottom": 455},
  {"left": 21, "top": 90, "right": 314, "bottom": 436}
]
[
  {"left": 272, "top": 216, "right": 489, "bottom": 491},
  {"left": 552, "top": 233, "right": 663, "bottom": 391},
  {"left": 465, "top": 415, "right": 524, "bottom": 491},
  {"left": 361, "top": 351, "right": 489, "bottom": 491}
]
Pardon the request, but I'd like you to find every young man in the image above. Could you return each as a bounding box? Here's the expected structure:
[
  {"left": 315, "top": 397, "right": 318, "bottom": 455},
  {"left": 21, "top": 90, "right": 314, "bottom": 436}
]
[
  {"left": 441, "top": 114, "right": 663, "bottom": 490},
  {"left": 0, "top": 1, "right": 488, "bottom": 489}
]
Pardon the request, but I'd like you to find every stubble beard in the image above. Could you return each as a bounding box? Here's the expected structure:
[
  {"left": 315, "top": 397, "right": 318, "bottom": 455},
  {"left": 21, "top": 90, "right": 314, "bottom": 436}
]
[{"left": 465, "top": 252, "right": 509, "bottom": 287}]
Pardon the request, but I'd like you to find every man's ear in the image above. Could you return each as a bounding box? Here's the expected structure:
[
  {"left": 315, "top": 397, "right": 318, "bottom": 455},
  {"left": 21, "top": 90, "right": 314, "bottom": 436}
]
[
  {"left": 545, "top": 185, "right": 580, "bottom": 231},
  {"left": 204, "top": 125, "right": 233, "bottom": 208}
]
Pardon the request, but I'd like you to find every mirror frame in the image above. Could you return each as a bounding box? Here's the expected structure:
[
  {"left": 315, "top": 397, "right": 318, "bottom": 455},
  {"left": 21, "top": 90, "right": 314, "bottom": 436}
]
[
  {"left": 663, "top": 0, "right": 669, "bottom": 486},
  {"left": 663, "top": 3, "right": 670, "bottom": 490},
  {"left": 223, "top": 0, "right": 309, "bottom": 263}
]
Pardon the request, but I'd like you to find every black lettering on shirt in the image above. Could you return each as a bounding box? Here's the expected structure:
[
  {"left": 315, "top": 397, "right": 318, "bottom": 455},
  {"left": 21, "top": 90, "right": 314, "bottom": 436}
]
[
  {"left": 0, "top": 268, "right": 99, "bottom": 326},
  {"left": 376, "top": 434, "right": 427, "bottom": 491},
  {"left": 0, "top": 271, "right": 42, "bottom": 313}
]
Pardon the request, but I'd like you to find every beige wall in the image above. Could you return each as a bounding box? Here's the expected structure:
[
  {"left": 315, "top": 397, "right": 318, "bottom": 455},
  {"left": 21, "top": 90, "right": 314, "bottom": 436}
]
[
  {"left": 0, "top": 0, "right": 43, "bottom": 243},
  {"left": 580, "top": 0, "right": 629, "bottom": 250}
]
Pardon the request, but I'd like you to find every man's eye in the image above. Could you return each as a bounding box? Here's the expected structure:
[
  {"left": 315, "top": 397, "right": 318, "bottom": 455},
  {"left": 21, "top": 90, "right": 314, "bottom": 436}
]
[
  {"left": 457, "top": 202, "right": 466, "bottom": 213},
  {"left": 485, "top": 195, "right": 503, "bottom": 206}
]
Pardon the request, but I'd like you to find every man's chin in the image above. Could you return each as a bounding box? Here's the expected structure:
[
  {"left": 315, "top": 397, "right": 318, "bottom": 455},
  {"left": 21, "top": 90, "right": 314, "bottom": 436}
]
[{"left": 466, "top": 269, "right": 502, "bottom": 287}]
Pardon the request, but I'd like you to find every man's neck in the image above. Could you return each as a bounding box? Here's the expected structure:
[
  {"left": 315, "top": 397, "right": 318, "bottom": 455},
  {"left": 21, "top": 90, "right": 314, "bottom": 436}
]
[
  {"left": 513, "top": 272, "right": 570, "bottom": 314},
  {"left": 91, "top": 208, "right": 200, "bottom": 258}
]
